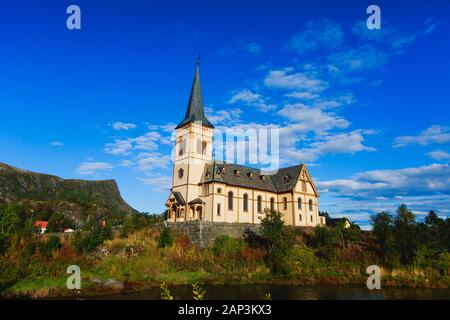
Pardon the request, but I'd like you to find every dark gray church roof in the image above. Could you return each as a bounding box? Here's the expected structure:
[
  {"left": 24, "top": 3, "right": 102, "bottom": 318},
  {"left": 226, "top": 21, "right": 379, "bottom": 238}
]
[
  {"left": 172, "top": 191, "right": 186, "bottom": 205},
  {"left": 200, "top": 161, "right": 305, "bottom": 193},
  {"left": 176, "top": 63, "right": 214, "bottom": 129}
]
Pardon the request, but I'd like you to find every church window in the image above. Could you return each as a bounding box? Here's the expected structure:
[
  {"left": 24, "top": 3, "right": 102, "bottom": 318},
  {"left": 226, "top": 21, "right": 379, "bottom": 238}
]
[
  {"left": 257, "top": 195, "right": 262, "bottom": 213},
  {"left": 298, "top": 197, "right": 302, "bottom": 210},
  {"left": 228, "top": 191, "right": 233, "bottom": 210},
  {"left": 243, "top": 194, "right": 248, "bottom": 212},
  {"left": 270, "top": 197, "right": 275, "bottom": 211},
  {"left": 283, "top": 197, "right": 288, "bottom": 210},
  {"left": 179, "top": 139, "right": 186, "bottom": 156},
  {"left": 197, "top": 139, "right": 202, "bottom": 154},
  {"left": 203, "top": 185, "right": 209, "bottom": 196},
  {"left": 309, "top": 199, "right": 313, "bottom": 211},
  {"left": 178, "top": 168, "right": 184, "bottom": 179}
]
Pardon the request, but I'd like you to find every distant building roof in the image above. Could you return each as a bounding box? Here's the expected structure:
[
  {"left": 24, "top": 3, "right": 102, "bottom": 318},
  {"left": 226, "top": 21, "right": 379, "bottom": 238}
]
[
  {"left": 34, "top": 221, "right": 49, "bottom": 229},
  {"left": 200, "top": 161, "right": 307, "bottom": 194},
  {"left": 175, "top": 63, "right": 214, "bottom": 129}
]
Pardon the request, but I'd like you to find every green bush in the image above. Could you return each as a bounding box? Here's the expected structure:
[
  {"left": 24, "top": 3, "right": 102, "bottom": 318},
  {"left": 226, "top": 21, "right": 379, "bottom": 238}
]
[
  {"left": 158, "top": 228, "right": 173, "bottom": 248},
  {"left": 213, "top": 235, "right": 245, "bottom": 257}
]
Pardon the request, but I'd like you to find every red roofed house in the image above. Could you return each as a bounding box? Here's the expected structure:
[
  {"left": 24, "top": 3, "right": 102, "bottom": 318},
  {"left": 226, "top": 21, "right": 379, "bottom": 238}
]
[{"left": 34, "top": 221, "right": 49, "bottom": 234}]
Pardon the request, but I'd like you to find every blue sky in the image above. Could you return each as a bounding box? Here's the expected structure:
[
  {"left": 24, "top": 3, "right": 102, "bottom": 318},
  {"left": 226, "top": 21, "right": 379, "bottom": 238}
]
[{"left": 0, "top": 0, "right": 449, "bottom": 228}]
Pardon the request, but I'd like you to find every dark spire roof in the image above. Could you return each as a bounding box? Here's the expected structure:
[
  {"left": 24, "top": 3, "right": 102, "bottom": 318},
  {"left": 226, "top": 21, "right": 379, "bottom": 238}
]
[{"left": 176, "top": 62, "right": 214, "bottom": 129}]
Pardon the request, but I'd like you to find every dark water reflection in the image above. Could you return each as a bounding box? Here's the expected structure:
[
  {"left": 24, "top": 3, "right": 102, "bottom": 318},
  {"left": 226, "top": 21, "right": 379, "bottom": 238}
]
[{"left": 84, "top": 285, "right": 450, "bottom": 300}]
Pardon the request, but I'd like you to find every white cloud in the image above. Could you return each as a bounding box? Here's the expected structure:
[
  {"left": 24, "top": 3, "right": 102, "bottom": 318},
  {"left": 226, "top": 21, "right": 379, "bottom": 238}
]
[
  {"left": 140, "top": 175, "right": 172, "bottom": 192},
  {"left": 76, "top": 162, "right": 113, "bottom": 176},
  {"left": 393, "top": 125, "right": 450, "bottom": 147},
  {"left": 287, "top": 130, "right": 375, "bottom": 162},
  {"left": 111, "top": 122, "right": 137, "bottom": 131},
  {"left": 104, "top": 139, "right": 133, "bottom": 155},
  {"left": 287, "top": 20, "right": 343, "bottom": 54},
  {"left": 427, "top": 150, "right": 450, "bottom": 161},
  {"left": 104, "top": 131, "right": 171, "bottom": 156},
  {"left": 228, "top": 90, "right": 261, "bottom": 104},
  {"left": 317, "top": 163, "right": 450, "bottom": 197},
  {"left": 136, "top": 152, "right": 171, "bottom": 171},
  {"left": 227, "top": 89, "right": 276, "bottom": 113},
  {"left": 206, "top": 107, "right": 243, "bottom": 125},
  {"left": 264, "top": 68, "right": 328, "bottom": 92},
  {"left": 118, "top": 160, "right": 134, "bottom": 167},
  {"left": 277, "top": 103, "right": 350, "bottom": 132},
  {"left": 286, "top": 92, "right": 320, "bottom": 100}
]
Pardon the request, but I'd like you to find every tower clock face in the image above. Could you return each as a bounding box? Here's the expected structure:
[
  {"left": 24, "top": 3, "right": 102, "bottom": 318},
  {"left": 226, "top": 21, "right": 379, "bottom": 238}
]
[{"left": 178, "top": 168, "right": 184, "bottom": 179}]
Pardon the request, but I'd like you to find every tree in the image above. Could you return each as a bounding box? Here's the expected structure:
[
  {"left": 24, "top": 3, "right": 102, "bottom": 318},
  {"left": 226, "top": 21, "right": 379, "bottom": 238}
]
[
  {"left": 260, "top": 209, "right": 294, "bottom": 275},
  {"left": 393, "top": 204, "right": 418, "bottom": 265}
]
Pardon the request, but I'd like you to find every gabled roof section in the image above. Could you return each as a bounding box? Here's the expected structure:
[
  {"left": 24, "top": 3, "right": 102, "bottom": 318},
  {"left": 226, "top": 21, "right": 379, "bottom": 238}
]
[
  {"left": 199, "top": 161, "right": 305, "bottom": 193},
  {"left": 176, "top": 63, "right": 214, "bottom": 129},
  {"left": 171, "top": 191, "right": 186, "bottom": 205}
]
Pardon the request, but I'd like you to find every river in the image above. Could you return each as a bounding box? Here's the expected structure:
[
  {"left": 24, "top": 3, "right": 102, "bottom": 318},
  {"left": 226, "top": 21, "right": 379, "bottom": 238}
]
[{"left": 82, "top": 285, "right": 450, "bottom": 300}]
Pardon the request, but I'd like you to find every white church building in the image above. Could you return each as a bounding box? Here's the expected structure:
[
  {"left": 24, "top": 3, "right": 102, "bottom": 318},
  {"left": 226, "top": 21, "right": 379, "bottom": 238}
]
[{"left": 166, "top": 63, "right": 325, "bottom": 227}]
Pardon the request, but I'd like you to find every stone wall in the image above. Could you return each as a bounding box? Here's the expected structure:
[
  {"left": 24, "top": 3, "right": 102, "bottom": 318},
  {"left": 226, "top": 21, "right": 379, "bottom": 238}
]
[
  {"left": 165, "top": 221, "right": 315, "bottom": 248},
  {"left": 165, "top": 221, "right": 261, "bottom": 248}
]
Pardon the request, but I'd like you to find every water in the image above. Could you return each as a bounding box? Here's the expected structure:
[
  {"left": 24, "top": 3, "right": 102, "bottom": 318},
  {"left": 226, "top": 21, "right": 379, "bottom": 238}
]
[{"left": 83, "top": 285, "right": 450, "bottom": 300}]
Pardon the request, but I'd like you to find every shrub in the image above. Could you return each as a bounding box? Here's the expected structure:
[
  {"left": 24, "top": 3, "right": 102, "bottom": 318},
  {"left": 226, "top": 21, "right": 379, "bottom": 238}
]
[
  {"left": 158, "top": 228, "right": 173, "bottom": 248},
  {"left": 260, "top": 209, "right": 294, "bottom": 276},
  {"left": 213, "top": 235, "right": 245, "bottom": 257}
]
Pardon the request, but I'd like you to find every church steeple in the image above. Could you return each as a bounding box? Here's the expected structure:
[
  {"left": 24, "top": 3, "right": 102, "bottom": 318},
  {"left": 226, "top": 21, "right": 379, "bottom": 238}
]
[{"left": 176, "top": 61, "right": 214, "bottom": 129}]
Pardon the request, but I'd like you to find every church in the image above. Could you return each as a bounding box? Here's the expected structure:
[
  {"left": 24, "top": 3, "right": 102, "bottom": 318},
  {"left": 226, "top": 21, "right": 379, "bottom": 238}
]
[{"left": 165, "top": 63, "right": 325, "bottom": 227}]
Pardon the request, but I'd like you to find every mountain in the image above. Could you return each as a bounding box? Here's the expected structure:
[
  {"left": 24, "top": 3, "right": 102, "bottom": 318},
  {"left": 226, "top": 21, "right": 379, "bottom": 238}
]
[{"left": 0, "top": 162, "right": 138, "bottom": 222}]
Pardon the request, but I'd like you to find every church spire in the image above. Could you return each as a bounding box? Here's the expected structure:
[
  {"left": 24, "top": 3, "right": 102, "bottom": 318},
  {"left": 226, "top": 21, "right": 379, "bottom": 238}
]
[{"left": 176, "top": 60, "right": 214, "bottom": 129}]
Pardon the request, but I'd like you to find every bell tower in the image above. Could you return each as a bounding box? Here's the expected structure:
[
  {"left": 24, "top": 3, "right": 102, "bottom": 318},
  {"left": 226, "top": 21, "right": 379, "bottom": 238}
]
[{"left": 170, "top": 61, "right": 214, "bottom": 213}]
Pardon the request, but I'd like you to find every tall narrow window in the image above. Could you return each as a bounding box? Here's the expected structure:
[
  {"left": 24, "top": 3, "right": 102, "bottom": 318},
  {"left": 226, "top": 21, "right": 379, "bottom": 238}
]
[
  {"left": 228, "top": 191, "right": 233, "bottom": 210},
  {"left": 257, "top": 195, "right": 262, "bottom": 213},
  {"left": 196, "top": 139, "right": 202, "bottom": 154},
  {"left": 243, "top": 194, "right": 248, "bottom": 212},
  {"left": 270, "top": 197, "right": 275, "bottom": 211},
  {"left": 283, "top": 197, "right": 287, "bottom": 210},
  {"left": 217, "top": 203, "right": 221, "bottom": 216},
  {"left": 179, "top": 139, "right": 186, "bottom": 156},
  {"left": 309, "top": 199, "right": 313, "bottom": 211},
  {"left": 298, "top": 197, "right": 302, "bottom": 210}
]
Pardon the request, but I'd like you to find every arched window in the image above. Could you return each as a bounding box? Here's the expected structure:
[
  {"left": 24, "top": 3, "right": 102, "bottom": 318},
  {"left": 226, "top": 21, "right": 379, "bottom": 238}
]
[
  {"left": 309, "top": 199, "right": 313, "bottom": 211},
  {"left": 257, "top": 195, "right": 262, "bottom": 213},
  {"left": 270, "top": 197, "right": 275, "bottom": 211},
  {"left": 228, "top": 191, "right": 233, "bottom": 210},
  {"left": 297, "top": 197, "right": 302, "bottom": 210},
  {"left": 243, "top": 194, "right": 248, "bottom": 212},
  {"left": 283, "top": 197, "right": 288, "bottom": 210}
]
